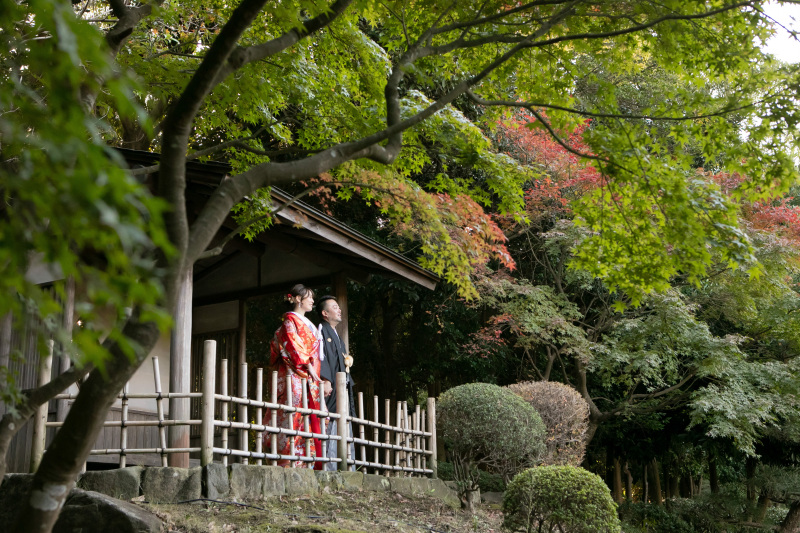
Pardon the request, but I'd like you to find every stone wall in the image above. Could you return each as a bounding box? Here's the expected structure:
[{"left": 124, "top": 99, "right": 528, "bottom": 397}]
[{"left": 70, "top": 465, "right": 461, "bottom": 508}]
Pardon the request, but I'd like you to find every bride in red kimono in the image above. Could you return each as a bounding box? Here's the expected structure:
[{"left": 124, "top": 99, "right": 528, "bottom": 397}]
[{"left": 265, "top": 284, "right": 324, "bottom": 468}]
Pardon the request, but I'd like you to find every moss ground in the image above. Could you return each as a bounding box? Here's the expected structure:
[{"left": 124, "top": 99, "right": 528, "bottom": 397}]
[{"left": 143, "top": 490, "right": 503, "bottom": 533}]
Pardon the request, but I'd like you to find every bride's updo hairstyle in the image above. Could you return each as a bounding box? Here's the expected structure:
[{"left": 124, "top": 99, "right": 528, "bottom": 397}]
[{"left": 285, "top": 283, "right": 314, "bottom": 309}]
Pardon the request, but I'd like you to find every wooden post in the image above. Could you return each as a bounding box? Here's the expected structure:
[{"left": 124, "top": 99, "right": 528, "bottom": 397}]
[
  {"left": 200, "top": 340, "right": 217, "bottom": 467},
  {"left": 120, "top": 382, "right": 129, "bottom": 468},
  {"left": 336, "top": 371, "right": 349, "bottom": 472},
  {"left": 383, "top": 398, "right": 391, "bottom": 476},
  {"left": 421, "top": 408, "right": 427, "bottom": 473},
  {"left": 414, "top": 404, "right": 421, "bottom": 471},
  {"left": 239, "top": 362, "right": 249, "bottom": 464},
  {"left": 153, "top": 356, "right": 168, "bottom": 467},
  {"left": 270, "top": 371, "right": 278, "bottom": 466},
  {"left": 221, "top": 359, "right": 229, "bottom": 466},
  {"left": 373, "top": 395, "right": 380, "bottom": 474},
  {"left": 287, "top": 375, "right": 295, "bottom": 460},
  {"left": 358, "top": 392, "right": 366, "bottom": 467},
  {"left": 395, "top": 401, "right": 402, "bottom": 473},
  {"left": 168, "top": 265, "right": 192, "bottom": 468},
  {"left": 427, "top": 397, "right": 437, "bottom": 478},
  {"left": 30, "top": 340, "right": 53, "bottom": 472},
  {"left": 56, "top": 276, "right": 75, "bottom": 423},
  {"left": 255, "top": 368, "right": 263, "bottom": 465},
  {"left": 302, "top": 378, "right": 311, "bottom": 460},
  {"left": 332, "top": 273, "right": 349, "bottom": 352}
]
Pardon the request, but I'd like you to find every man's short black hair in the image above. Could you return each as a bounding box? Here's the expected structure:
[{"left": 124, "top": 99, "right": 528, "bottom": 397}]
[{"left": 316, "top": 295, "right": 337, "bottom": 317}]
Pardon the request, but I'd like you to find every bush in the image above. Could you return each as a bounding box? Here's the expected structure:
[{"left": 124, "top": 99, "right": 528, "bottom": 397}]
[
  {"left": 503, "top": 466, "right": 621, "bottom": 533},
  {"left": 438, "top": 383, "right": 546, "bottom": 509},
  {"left": 507, "top": 380, "right": 590, "bottom": 466}
]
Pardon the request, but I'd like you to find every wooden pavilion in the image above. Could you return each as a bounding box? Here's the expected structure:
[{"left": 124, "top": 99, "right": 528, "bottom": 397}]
[{"left": 2, "top": 150, "right": 437, "bottom": 472}]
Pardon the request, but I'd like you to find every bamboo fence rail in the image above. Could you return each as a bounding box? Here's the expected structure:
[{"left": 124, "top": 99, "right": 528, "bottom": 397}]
[{"left": 41, "top": 339, "right": 437, "bottom": 476}]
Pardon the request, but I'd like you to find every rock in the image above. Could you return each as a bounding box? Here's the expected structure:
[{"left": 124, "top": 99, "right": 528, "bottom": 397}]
[
  {"left": 141, "top": 466, "right": 201, "bottom": 503},
  {"left": 1, "top": 476, "right": 161, "bottom": 533},
  {"left": 230, "top": 464, "right": 286, "bottom": 500},
  {"left": 284, "top": 468, "right": 320, "bottom": 496},
  {"left": 78, "top": 466, "right": 143, "bottom": 500},
  {"left": 56, "top": 489, "right": 163, "bottom": 533},
  {"left": 203, "top": 464, "right": 230, "bottom": 499},
  {"left": 429, "top": 478, "right": 461, "bottom": 509},
  {"left": 362, "top": 474, "right": 390, "bottom": 492},
  {"left": 481, "top": 491, "right": 504, "bottom": 505},
  {"left": 316, "top": 471, "right": 344, "bottom": 492},
  {"left": 389, "top": 477, "right": 429, "bottom": 498},
  {"left": 0, "top": 474, "right": 33, "bottom": 529},
  {"left": 340, "top": 471, "right": 364, "bottom": 491}
]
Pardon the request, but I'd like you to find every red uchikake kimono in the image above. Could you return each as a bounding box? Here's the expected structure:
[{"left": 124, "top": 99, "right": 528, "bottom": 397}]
[{"left": 264, "top": 312, "right": 324, "bottom": 468}]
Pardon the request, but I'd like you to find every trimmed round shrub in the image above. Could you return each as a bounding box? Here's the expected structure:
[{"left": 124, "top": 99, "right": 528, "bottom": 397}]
[
  {"left": 507, "top": 381, "right": 590, "bottom": 466},
  {"left": 503, "top": 466, "right": 621, "bottom": 533},
  {"left": 438, "top": 383, "right": 546, "bottom": 507}
]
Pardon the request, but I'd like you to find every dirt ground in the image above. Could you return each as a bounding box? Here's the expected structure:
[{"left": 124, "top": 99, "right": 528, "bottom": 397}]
[{"left": 143, "top": 490, "right": 503, "bottom": 533}]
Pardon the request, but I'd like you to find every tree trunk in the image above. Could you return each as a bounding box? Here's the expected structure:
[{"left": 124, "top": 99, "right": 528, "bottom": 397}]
[
  {"left": 650, "top": 459, "right": 663, "bottom": 506},
  {"left": 643, "top": 463, "right": 649, "bottom": 504},
  {"left": 12, "top": 317, "right": 160, "bottom": 533},
  {"left": 781, "top": 500, "right": 800, "bottom": 533},
  {"left": 612, "top": 457, "right": 623, "bottom": 504},
  {"left": 623, "top": 460, "right": 633, "bottom": 502},
  {"left": 754, "top": 492, "right": 772, "bottom": 523},
  {"left": 709, "top": 456, "right": 719, "bottom": 494},
  {"left": 668, "top": 473, "right": 679, "bottom": 499},
  {"left": 746, "top": 456, "right": 758, "bottom": 503}
]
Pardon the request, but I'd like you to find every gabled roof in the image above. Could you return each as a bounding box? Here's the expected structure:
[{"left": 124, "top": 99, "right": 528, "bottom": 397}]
[{"left": 119, "top": 149, "right": 438, "bottom": 302}]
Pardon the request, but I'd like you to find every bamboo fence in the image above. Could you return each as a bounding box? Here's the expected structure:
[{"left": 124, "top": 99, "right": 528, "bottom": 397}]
[{"left": 43, "top": 339, "right": 437, "bottom": 476}]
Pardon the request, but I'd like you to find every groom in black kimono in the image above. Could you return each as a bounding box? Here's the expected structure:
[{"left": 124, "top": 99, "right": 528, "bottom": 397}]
[{"left": 316, "top": 295, "right": 356, "bottom": 470}]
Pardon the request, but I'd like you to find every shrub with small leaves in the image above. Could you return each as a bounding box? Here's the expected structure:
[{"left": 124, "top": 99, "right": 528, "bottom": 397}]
[
  {"left": 503, "top": 466, "right": 621, "bottom": 533},
  {"left": 438, "top": 383, "right": 546, "bottom": 510},
  {"left": 507, "top": 381, "right": 590, "bottom": 466}
]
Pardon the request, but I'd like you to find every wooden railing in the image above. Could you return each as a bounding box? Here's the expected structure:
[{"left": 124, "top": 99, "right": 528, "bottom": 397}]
[{"left": 44, "top": 340, "right": 437, "bottom": 476}]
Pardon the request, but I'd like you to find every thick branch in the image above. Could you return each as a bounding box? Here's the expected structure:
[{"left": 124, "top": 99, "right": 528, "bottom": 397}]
[{"left": 0, "top": 364, "right": 92, "bottom": 479}]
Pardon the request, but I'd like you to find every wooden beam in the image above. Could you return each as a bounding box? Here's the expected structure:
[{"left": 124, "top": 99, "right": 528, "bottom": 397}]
[
  {"left": 168, "top": 266, "right": 192, "bottom": 468},
  {"left": 274, "top": 207, "right": 437, "bottom": 290},
  {"left": 193, "top": 275, "right": 333, "bottom": 308},
  {"left": 257, "top": 228, "right": 371, "bottom": 284}
]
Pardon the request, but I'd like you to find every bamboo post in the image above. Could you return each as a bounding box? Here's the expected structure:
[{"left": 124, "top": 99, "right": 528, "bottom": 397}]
[
  {"left": 394, "top": 401, "right": 402, "bottom": 473},
  {"left": 415, "top": 404, "right": 421, "bottom": 471},
  {"left": 421, "top": 408, "right": 427, "bottom": 472},
  {"left": 302, "top": 378, "right": 311, "bottom": 460},
  {"left": 427, "top": 397, "right": 437, "bottom": 478},
  {"left": 255, "top": 367, "right": 263, "bottom": 465},
  {"left": 30, "top": 340, "right": 53, "bottom": 472},
  {"left": 200, "top": 340, "right": 217, "bottom": 467},
  {"left": 152, "top": 356, "right": 168, "bottom": 467},
  {"left": 320, "top": 389, "right": 329, "bottom": 465},
  {"left": 270, "top": 371, "right": 278, "bottom": 466},
  {"left": 287, "top": 375, "right": 295, "bottom": 460},
  {"left": 373, "top": 395, "right": 380, "bottom": 474},
  {"left": 383, "top": 398, "right": 391, "bottom": 476},
  {"left": 358, "top": 392, "right": 366, "bottom": 467},
  {"left": 239, "top": 362, "right": 249, "bottom": 464},
  {"left": 120, "top": 382, "right": 129, "bottom": 468},
  {"left": 221, "top": 359, "right": 229, "bottom": 466},
  {"left": 336, "top": 372, "right": 349, "bottom": 472},
  {"left": 403, "top": 402, "right": 410, "bottom": 472}
]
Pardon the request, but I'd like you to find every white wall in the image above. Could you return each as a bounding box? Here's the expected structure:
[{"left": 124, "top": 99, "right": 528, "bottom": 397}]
[{"left": 116, "top": 333, "right": 172, "bottom": 413}]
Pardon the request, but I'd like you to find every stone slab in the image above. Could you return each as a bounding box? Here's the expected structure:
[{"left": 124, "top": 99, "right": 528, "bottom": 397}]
[
  {"left": 340, "top": 471, "right": 364, "bottom": 491},
  {"left": 204, "top": 463, "right": 230, "bottom": 499},
  {"left": 429, "top": 478, "right": 461, "bottom": 509},
  {"left": 316, "top": 471, "right": 344, "bottom": 492},
  {"left": 141, "top": 466, "right": 201, "bottom": 503},
  {"left": 229, "top": 464, "right": 285, "bottom": 500},
  {"left": 78, "top": 466, "right": 143, "bottom": 500},
  {"left": 284, "top": 468, "right": 320, "bottom": 496},
  {"left": 362, "top": 474, "right": 390, "bottom": 492}
]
